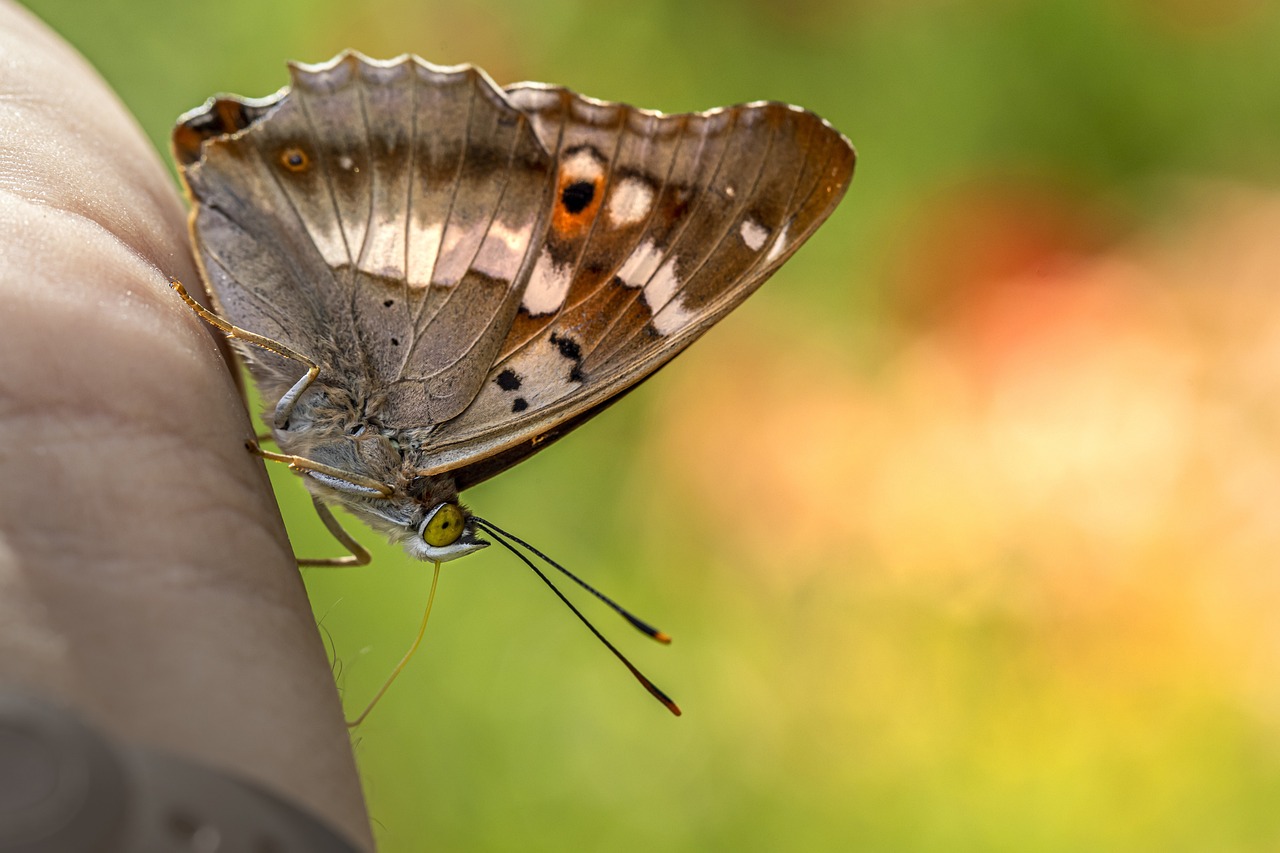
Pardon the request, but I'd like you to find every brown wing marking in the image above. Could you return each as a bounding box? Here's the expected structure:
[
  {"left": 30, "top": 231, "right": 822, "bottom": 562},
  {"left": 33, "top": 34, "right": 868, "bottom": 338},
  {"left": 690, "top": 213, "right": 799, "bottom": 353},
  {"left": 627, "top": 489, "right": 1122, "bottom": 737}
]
[{"left": 418, "top": 100, "right": 854, "bottom": 478}]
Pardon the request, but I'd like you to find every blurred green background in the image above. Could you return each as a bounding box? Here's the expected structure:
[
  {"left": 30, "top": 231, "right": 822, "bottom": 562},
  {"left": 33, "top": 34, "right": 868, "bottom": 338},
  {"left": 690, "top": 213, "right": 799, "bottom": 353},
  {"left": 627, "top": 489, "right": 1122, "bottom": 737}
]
[{"left": 21, "top": 0, "right": 1280, "bottom": 848}]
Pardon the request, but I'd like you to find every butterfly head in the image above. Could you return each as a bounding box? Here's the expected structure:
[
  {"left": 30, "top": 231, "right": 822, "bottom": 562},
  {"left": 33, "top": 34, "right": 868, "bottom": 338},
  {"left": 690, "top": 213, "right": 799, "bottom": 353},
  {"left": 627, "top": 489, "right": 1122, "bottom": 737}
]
[
  {"left": 405, "top": 501, "right": 489, "bottom": 562},
  {"left": 298, "top": 459, "right": 489, "bottom": 563}
]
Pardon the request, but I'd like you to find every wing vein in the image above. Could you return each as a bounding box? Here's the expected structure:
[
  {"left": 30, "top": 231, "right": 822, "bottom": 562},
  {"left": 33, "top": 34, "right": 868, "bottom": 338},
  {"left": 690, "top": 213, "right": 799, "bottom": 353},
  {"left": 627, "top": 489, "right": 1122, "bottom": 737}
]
[
  {"left": 405, "top": 111, "right": 525, "bottom": 381},
  {"left": 598, "top": 109, "right": 785, "bottom": 367},
  {"left": 294, "top": 87, "right": 354, "bottom": 266},
  {"left": 580, "top": 108, "right": 741, "bottom": 363},
  {"left": 205, "top": 170, "right": 320, "bottom": 314},
  {"left": 411, "top": 76, "right": 476, "bottom": 333},
  {"left": 399, "top": 69, "right": 419, "bottom": 366}
]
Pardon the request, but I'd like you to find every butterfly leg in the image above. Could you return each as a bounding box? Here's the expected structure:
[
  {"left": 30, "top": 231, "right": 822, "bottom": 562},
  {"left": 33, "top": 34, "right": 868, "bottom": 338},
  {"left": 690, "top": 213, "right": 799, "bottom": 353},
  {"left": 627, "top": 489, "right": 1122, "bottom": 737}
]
[
  {"left": 301, "top": 498, "right": 372, "bottom": 568},
  {"left": 245, "top": 442, "right": 384, "bottom": 566},
  {"left": 169, "top": 278, "right": 319, "bottom": 429},
  {"left": 246, "top": 440, "right": 394, "bottom": 497}
]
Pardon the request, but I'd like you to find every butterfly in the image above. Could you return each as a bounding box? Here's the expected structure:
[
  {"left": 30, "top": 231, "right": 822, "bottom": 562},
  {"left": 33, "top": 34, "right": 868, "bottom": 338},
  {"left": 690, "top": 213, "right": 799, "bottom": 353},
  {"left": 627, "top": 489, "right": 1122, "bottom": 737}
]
[{"left": 171, "top": 51, "right": 855, "bottom": 719}]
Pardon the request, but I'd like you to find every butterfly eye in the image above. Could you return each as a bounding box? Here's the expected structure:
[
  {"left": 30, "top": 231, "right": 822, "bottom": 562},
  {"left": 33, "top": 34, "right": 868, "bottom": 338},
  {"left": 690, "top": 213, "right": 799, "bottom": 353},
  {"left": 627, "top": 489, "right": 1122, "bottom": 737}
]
[
  {"left": 422, "top": 502, "right": 465, "bottom": 548},
  {"left": 279, "top": 146, "right": 310, "bottom": 172}
]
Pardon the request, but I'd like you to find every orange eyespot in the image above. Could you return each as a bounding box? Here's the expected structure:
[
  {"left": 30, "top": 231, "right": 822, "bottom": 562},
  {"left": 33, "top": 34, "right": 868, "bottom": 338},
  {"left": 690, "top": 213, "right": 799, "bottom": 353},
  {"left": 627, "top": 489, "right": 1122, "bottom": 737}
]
[
  {"left": 552, "top": 175, "right": 602, "bottom": 238},
  {"left": 279, "top": 146, "right": 310, "bottom": 172}
]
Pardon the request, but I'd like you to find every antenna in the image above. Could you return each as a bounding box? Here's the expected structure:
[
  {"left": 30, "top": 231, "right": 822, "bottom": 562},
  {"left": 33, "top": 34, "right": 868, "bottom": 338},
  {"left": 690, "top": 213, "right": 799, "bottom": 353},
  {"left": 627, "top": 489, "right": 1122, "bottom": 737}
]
[{"left": 473, "top": 517, "right": 681, "bottom": 716}]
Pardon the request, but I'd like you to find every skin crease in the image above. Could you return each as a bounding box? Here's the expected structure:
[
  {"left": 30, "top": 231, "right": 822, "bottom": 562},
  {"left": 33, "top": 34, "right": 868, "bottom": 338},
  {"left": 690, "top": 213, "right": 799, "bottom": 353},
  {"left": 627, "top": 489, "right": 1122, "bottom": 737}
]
[{"left": 0, "top": 2, "right": 373, "bottom": 849}]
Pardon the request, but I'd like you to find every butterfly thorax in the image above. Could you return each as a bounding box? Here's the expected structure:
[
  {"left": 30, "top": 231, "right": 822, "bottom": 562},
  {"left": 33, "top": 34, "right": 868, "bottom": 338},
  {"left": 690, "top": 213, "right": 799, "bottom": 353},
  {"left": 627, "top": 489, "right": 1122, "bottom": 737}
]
[{"left": 270, "top": 374, "right": 461, "bottom": 548}]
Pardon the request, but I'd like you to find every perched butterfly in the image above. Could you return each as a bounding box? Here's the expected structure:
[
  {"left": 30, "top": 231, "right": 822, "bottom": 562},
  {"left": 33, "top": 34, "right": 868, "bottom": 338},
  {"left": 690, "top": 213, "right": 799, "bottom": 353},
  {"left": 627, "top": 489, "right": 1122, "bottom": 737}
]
[{"left": 171, "top": 52, "right": 855, "bottom": 719}]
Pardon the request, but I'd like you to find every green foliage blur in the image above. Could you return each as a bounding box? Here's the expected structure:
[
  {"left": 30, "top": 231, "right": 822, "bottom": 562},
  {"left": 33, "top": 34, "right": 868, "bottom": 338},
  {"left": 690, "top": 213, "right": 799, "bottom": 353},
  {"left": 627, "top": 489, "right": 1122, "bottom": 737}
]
[{"left": 22, "top": 0, "right": 1280, "bottom": 848}]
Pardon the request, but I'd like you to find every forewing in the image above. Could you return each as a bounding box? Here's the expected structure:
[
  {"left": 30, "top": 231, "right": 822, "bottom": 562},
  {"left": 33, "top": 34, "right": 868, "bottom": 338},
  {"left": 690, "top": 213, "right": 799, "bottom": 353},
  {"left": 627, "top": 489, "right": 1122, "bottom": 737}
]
[{"left": 426, "top": 89, "right": 855, "bottom": 486}]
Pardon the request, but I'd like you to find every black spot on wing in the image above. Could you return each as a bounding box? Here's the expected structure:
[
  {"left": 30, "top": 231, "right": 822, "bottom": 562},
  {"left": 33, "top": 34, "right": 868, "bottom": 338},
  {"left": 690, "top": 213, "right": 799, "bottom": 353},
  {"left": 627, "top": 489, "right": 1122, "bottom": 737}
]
[
  {"left": 549, "top": 332, "right": 586, "bottom": 383},
  {"left": 550, "top": 333, "right": 581, "bottom": 361},
  {"left": 512, "top": 397, "right": 529, "bottom": 412},
  {"left": 496, "top": 368, "right": 522, "bottom": 391},
  {"left": 561, "top": 181, "right": 595, "bottom": 214}
]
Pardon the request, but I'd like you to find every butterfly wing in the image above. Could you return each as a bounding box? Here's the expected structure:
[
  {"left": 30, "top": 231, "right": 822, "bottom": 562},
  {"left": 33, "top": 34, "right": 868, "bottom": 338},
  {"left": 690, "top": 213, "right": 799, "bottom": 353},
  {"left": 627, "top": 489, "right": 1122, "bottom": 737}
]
[
  {"left": 424, "top": 87, "right": 856, "bottom": 487},
  {"left": 175, "top": 53, "right": 854, "bottom": 491},
  {"left": 176, "top": 54, "right": 553, "bottom": 423}
]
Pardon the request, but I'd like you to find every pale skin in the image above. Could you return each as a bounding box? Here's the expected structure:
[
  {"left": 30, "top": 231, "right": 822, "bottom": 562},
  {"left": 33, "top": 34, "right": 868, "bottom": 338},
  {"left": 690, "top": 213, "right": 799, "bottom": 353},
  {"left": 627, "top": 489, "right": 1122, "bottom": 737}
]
[{"left": 0, "top": 2, "right": 373, "bottom": 849}]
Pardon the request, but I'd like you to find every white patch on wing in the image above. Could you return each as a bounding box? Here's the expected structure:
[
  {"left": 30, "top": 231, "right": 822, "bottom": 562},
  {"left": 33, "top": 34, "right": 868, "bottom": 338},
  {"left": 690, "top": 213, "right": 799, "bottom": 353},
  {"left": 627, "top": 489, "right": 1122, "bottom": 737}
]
[
  {"left": 739, "top": 218, "right": 769, "bottom": 252},
  {"left": 303, "top": 219, "right": 350, "bottom": 268},
  {"left": 649, "top": 260, "right": 695, "bottom": 335},
  {"left": 606, "top": 178, "right": 654, "bottom": 227},
  {"left": 359, "top": 209, "right": 409, "bottom": 280},
  {"left": 522, "top": 248, "right": 571, "bottom": 316},
  {"left": 616, "top": 240, "right": 664, "bottom": 288},
  {"left": 274, "top": 181, "right": 350, "bottom": 267},
  {"left": 561, "top": 148, "right": 604, "bottom": 183},
  {"left": 337, "top": 154, "right": 355, "bottom": 171},
  {"left": 406, "top": 219, "right": 442, "bottom": 290},
  {"left": 765, "top": 221, "right": 791, "bottom": 264},
  {"left": 432, "top": 221, "right": 483, "bottom": 286},
  {"left": 473, "top": 219, "right": 533, "bottom": 281},
  {"left": 652, "top": 297, "right": 696, "bottom": 336}
]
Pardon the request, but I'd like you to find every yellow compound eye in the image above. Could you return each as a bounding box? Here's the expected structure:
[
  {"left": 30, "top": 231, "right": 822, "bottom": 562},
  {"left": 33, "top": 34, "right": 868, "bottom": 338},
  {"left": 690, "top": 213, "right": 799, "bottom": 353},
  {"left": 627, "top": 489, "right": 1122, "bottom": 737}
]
[{"left": 422, "top": 503, "right": 465, "bottom": 548}]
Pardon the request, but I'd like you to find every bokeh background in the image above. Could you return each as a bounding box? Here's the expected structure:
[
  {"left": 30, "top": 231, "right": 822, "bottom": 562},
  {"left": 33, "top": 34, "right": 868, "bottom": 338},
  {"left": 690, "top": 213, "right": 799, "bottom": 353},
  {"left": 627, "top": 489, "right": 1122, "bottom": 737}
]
[{"left": 21, "top": 0, "right": 1280, "bottom": 848}]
